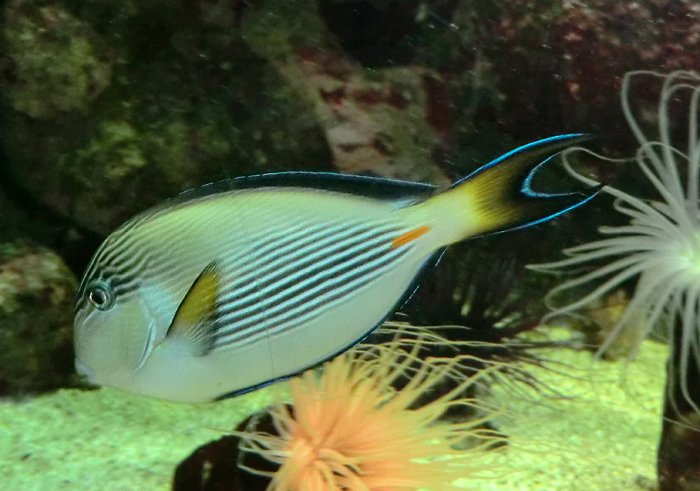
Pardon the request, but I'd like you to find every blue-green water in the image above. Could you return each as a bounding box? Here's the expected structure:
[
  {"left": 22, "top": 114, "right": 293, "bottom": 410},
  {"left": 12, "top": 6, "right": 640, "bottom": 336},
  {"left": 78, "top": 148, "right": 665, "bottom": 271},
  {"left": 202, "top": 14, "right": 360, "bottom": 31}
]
[{"left": 0, "top": 1, "right": 693, "bottom": 489}]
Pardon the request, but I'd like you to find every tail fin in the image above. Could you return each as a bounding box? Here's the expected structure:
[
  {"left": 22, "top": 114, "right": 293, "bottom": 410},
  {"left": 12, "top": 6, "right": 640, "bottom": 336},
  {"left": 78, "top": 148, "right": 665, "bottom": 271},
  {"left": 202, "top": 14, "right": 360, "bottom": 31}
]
[{"left": 421, "top": 134, "right": 600, "bottom": 245}]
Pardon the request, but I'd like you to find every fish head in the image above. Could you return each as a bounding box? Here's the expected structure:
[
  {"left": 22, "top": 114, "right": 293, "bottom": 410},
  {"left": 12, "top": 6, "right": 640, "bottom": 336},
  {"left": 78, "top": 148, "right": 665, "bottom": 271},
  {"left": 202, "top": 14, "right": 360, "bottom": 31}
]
[{"left": 73, "top": 277, "right": 157, "bottom": 386}]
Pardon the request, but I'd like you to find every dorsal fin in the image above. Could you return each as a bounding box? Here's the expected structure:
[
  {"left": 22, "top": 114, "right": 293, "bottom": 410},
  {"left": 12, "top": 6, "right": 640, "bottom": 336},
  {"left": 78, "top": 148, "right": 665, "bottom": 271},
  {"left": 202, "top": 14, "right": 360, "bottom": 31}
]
[
  {"left": 164, "top": 172, "right": 437, "bottom": 209},
  {"left": 116, "top": 172, "right": 439, "bottom": 233}
]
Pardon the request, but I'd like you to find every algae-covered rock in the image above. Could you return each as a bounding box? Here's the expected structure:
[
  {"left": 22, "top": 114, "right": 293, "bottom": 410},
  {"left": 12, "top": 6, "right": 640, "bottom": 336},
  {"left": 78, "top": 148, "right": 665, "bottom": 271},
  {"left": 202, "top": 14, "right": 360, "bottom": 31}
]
[
  {"left": 3, "top": 0, "right": 658, "bottom": 246},
  {"left": 0, "top": 241, "right": 80, "bottom": 396},
  {"left": 0, "top": 0, "right": 480, "bottom": 239},
  {"left": 0, "top": 0, "right": 331, "bottom": 235},
  {"left": 1, "top": 1, "right": 112, "bottom": 119},
  {"left": 240, "top": 0, "right": 450, "bottom": 184}
]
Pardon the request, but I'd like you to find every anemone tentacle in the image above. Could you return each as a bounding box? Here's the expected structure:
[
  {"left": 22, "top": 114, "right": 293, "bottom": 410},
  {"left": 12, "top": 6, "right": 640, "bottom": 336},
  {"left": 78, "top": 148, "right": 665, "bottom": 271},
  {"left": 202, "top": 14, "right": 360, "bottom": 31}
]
[
  {"left": 233, "top": 324, "right": 505, "bottom": 491},
  {"left": 530, "top": 71, "right": 700, "bottom": 382}
]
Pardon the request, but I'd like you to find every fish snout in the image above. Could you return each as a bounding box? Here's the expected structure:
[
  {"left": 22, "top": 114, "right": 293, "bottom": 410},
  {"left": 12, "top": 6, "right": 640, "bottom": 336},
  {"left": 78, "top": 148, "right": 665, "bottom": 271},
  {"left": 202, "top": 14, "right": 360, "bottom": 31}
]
[{"left": 75, "top": 358, "right": 96, "bottom": 382}]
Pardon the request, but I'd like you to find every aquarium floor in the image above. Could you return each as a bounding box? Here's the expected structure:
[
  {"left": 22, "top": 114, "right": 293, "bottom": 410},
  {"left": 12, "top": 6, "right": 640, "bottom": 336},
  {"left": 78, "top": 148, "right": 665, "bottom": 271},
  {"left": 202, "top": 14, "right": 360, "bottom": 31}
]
[
  {"left": 466, "top": 335, "right": 665, "bottom": 491},
  {"left": 0, "top": 335, "right": 665, "bottom": 491}
]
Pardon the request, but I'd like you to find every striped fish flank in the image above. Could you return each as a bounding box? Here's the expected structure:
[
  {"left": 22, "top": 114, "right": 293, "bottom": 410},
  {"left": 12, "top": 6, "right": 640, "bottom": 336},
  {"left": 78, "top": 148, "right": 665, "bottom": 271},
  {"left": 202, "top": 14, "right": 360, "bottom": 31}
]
[
  {"left": 213, "top": 221, "right": 410, "bottom": 350},
  {"left": 73, "top": 134, "right": 598, "bottom": 403}
]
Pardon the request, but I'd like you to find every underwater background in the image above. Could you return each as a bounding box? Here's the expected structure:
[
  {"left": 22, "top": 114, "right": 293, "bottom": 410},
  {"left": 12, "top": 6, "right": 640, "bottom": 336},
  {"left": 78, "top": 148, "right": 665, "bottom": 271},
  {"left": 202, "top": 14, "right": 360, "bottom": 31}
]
[{"left": 1, "top": 0, "right": 699, "bottom": 490}]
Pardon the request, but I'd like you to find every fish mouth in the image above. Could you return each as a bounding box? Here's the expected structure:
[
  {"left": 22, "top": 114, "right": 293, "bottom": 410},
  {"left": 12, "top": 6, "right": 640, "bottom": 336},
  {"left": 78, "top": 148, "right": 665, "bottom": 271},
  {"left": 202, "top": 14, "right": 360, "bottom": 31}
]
[{"left": 75, "top": 358, "right": 96, "bottom": 381}]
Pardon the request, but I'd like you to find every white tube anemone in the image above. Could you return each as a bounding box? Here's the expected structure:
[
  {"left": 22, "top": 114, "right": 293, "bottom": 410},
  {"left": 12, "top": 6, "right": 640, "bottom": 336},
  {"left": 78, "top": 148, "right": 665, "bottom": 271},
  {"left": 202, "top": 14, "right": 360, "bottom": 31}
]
[{"left": 530, "top": 71, "right": 700, "bottom": 408}]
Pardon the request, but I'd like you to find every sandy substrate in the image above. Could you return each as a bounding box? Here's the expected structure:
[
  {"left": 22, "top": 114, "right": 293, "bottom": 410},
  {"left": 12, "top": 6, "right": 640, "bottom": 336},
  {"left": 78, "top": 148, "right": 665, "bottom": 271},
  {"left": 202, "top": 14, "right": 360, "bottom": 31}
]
[
  {"left": 467, "top": 338, "right": 665, "bottom": 491},
  {"left": 0, "top": 336, "right": 666, "bottom": 490}
]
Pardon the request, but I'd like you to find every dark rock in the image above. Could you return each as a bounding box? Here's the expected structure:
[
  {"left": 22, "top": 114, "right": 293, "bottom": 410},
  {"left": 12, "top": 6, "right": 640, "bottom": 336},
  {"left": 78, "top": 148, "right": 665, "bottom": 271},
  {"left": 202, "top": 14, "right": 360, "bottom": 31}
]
[
  {"left": 318, "top": 0, "right": 424, "bottom": 67},
  {"left": 173, "top": 409, "right": 278, "bottom": 491},
  {"left": 0, "top": 241, "right": 82, "bottom": 396},
  {"left": 473, "top": 0, "right": 700, "bottom": 144},
  {"left": 658, "top": 313, "right": 700, "bottom": 491}
]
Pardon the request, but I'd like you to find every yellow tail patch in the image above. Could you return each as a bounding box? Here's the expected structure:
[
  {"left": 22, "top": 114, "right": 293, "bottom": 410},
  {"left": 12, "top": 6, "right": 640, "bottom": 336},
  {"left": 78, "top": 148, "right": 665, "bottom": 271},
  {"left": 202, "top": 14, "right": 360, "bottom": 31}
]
[{"left": 409, "top": 134, "right": 595, "bottom": 247}]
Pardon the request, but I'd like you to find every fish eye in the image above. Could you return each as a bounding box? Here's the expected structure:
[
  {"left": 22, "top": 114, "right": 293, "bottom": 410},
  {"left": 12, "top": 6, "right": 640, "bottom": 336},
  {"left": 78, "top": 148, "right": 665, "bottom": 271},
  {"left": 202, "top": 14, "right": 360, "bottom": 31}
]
[{"left": 87, "top": 282, "right": 115, "bottom": 311}]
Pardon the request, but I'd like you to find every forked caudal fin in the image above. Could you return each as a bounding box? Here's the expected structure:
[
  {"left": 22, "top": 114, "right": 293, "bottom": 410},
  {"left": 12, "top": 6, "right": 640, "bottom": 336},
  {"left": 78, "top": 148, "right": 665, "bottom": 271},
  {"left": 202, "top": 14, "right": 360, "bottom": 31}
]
[{"left": 417, "top": 134, "right": 600, "bottom": 245}]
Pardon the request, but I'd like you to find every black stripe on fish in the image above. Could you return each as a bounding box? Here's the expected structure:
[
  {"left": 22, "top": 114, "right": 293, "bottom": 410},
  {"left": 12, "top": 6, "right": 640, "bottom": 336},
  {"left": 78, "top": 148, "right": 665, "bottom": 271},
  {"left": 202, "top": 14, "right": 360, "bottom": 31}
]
[
  {"left": 214, "top": 221, "right": 373, "bottom": 296},
  {"left": 219, "top": 247, "right": 408, "bottom": 347},
  {"left": 81, "top": 217, "right": 146, "bottom": 280},
  {"left": 213, "top": 247, "right": 442, "bottom": 401},
  {"left": 216, "top": 224, "right": 398, "bottom": 319},
  {"left": 216, "top": 221, "right": 354, "bottom": 302},
  {"left": 214, "top": 236, "right": 410, "bottom": 349},
  {"left": 82, "top": 172, "right": 435, "bottom": 293},
  {"left": 77, "top": 206, "right": 210, "bottom": 303},
  {"left": 76, "top": 172, "right": 435, "bottom": 306},
  {"left": 215, "top": 223, "right": 398, "bottom": 322}
]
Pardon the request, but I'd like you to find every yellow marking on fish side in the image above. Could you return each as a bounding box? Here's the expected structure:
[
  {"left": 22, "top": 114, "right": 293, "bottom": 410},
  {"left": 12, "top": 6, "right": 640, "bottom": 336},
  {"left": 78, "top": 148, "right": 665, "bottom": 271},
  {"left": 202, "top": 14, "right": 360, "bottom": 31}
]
[
  {"left": 391, "top": 225, "right": 431, "bottom": 248},
  {"left": 167, "top": 260, "right": 220, "bottom": 349}
]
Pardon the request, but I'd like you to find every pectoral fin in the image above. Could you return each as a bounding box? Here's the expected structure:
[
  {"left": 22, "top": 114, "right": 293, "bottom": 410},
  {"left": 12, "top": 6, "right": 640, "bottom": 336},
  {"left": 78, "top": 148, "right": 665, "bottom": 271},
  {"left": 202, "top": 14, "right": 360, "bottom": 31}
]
[{"left": 166, "top": 260, "right": 222, "bottom": 356}]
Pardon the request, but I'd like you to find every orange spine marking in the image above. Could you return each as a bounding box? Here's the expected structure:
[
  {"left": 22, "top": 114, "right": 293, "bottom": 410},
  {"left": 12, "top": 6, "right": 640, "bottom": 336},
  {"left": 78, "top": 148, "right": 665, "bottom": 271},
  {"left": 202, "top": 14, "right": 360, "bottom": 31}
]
[{"left": 390, "top": 225, "right": 431, "bottom": 248}]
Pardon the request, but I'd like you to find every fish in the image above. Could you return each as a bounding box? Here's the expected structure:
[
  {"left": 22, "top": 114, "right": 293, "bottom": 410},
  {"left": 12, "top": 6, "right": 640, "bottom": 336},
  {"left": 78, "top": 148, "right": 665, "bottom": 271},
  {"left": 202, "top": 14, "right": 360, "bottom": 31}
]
[{"left": 73, "top": 134, "right": 597, "bottom": 403}]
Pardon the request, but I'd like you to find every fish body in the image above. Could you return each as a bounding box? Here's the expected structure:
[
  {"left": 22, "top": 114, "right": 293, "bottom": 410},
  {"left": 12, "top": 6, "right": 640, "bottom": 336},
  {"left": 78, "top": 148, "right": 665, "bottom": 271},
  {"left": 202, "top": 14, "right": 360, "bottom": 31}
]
[{"left": 74, "top": 135, "right": 596, "bottom": 403}]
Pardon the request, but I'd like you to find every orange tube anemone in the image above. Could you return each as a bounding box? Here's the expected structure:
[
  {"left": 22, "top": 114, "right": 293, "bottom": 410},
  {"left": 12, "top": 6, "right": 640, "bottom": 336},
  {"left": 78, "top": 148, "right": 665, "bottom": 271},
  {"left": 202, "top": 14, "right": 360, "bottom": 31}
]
[{"left": 236, "top": 324, "right": 504, "bottom": 491}]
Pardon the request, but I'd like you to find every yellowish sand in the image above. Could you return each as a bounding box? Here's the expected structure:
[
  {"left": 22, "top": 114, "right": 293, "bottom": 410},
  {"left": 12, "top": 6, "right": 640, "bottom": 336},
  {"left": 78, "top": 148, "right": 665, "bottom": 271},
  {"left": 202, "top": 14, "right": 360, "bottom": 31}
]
[{"left": 465, "top": 336, "right": 665, "bottom": 491}]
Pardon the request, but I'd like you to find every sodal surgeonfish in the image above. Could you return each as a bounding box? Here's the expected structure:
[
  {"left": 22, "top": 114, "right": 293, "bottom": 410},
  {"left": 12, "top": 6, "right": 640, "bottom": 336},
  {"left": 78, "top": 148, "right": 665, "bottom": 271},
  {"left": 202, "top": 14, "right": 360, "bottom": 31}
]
[{"left": 74, "top": 134, "right": 596, "bottom": 403}]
